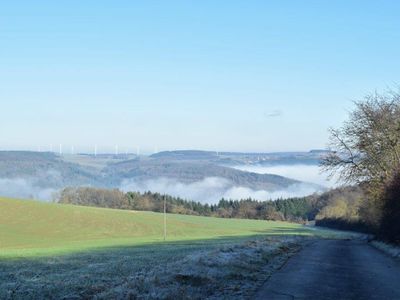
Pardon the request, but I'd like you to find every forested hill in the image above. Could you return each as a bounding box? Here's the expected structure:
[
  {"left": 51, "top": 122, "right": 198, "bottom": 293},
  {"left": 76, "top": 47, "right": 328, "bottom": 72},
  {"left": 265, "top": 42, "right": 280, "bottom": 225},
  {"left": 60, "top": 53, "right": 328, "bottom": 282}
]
[
  {"left": 0, "top": 151, "right": 103, "bottom": 188},
  {"left": 104, "top": 159, "right": 301, "bottom": 191}
]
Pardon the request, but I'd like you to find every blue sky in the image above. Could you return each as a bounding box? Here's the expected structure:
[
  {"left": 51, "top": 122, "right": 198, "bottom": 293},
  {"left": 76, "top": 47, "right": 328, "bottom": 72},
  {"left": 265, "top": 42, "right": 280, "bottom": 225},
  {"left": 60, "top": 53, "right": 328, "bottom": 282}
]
[{"left": 1, "top": 1, "right": 399, "bottom": 153}]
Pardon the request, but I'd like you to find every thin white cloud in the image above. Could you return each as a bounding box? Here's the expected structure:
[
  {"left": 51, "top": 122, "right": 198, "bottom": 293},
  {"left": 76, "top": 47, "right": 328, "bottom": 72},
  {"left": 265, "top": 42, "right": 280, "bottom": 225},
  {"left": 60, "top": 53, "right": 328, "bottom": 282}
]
[{"left": 264, "top": 110, "right": 283, "bottom": 118}]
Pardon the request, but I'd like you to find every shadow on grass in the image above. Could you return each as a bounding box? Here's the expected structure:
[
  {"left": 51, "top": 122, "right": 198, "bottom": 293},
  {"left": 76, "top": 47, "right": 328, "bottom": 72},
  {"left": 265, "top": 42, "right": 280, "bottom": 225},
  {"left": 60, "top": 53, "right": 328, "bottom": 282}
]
[
  {"left": 0, "top": 232, "right": 311, "bottom": 299},
  {"left": 0, "top": 225, "right": 342, "bottom": 299}
]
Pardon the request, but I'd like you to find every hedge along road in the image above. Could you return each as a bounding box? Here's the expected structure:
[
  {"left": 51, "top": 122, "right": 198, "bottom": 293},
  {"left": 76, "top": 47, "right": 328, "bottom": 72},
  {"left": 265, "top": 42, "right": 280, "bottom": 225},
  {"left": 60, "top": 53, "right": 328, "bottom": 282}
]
[{"left": 255, "top": 239, "right": 400, "bottom": 300}]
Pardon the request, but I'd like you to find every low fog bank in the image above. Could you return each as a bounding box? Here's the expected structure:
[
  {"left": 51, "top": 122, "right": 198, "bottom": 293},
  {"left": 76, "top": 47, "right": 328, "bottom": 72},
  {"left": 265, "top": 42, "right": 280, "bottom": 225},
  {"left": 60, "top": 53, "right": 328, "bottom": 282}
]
[
  {"left": 0, "top": 165, "right": 331, "bottom": 204},
  {"left": 231, "top": 164, "right": 338, "bottom": 188},
  {"left": 120, "top": 177, "right": 324, "bottom": 204},
  {"left": 0, "top": 178, "right": 57, "bottom": 201}
]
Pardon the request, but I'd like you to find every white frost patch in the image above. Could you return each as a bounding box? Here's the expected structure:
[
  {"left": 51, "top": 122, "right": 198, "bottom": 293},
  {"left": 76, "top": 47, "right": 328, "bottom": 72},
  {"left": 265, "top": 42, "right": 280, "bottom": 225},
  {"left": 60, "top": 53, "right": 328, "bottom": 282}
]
[{"left": 97, "top": 237, "right": 302, "bottom": 299}]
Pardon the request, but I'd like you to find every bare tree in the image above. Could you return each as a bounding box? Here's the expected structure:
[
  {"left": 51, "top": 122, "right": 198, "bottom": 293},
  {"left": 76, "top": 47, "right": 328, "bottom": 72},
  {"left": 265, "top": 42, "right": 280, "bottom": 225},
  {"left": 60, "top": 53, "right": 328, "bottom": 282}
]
[{"left": 321, "top": 88, "right": 400, "bottom": 189}]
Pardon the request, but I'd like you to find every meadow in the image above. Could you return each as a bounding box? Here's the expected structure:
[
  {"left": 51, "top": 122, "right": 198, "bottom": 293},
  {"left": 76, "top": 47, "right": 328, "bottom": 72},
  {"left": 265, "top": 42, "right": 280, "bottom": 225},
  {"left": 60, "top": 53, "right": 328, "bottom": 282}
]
[
  {"left": 0, "top": 197, "right": 341, "bottom": 258},
  {"left": 0, "top": 197, "right": 350, "bottom": 298}
]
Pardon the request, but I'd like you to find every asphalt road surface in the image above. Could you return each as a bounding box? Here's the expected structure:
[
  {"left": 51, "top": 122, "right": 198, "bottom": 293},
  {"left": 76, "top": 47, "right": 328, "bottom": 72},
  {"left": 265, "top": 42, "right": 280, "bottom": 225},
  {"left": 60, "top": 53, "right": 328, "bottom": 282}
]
[{"left": 255, "top": 239, "right": 400, "bottom": 300}]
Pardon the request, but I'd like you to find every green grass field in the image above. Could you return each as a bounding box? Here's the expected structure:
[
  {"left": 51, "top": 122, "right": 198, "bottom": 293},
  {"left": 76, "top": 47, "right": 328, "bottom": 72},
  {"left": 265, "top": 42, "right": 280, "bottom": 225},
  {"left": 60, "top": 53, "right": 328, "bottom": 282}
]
[
  {"left": 0, "top": 197, "right": 353, "bottom": 298},
  {"left": 0, "top": 197, "right": 344, "bottom": 258}
]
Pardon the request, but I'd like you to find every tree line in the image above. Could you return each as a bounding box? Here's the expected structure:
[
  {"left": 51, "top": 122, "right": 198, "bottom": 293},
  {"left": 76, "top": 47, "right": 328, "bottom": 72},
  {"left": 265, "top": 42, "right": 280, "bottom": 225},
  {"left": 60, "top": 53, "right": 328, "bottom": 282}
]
[
  {"left": 56, "top": 183, "right": 378, "bottom": 232},
  {"left": 58, "top": 187, "right": 324, "bottom": 223}
]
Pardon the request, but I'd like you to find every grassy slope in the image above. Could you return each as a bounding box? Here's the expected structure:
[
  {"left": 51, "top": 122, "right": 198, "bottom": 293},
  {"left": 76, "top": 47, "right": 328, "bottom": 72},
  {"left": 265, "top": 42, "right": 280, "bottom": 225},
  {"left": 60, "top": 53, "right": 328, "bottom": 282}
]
[
  {"left": 0, "top": 197, "right": 353, "bottom": 298},
  {"left": 0, "top": 197, "right": 340, "bottom": 258}
]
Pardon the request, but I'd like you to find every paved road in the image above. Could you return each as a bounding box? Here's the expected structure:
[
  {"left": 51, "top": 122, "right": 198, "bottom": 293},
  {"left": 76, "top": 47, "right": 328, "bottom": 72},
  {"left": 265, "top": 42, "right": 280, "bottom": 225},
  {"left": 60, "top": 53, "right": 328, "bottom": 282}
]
[{"left": 255, "top": 239, "right": 400, "bottom": 300}]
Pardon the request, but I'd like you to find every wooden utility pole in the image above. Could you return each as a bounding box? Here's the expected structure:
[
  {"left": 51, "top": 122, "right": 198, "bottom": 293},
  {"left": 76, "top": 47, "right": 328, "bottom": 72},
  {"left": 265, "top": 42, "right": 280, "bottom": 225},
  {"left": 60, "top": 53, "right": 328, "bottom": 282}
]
[{"left": 163, "top": 194, "right": 167, "bottom": 241}]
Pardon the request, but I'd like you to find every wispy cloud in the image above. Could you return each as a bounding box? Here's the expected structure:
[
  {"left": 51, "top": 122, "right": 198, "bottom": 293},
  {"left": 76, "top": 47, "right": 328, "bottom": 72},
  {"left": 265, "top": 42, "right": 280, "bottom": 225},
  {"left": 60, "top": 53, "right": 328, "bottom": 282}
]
[{"left": 264, "top": 110, "right": 283, "bottom": 118}]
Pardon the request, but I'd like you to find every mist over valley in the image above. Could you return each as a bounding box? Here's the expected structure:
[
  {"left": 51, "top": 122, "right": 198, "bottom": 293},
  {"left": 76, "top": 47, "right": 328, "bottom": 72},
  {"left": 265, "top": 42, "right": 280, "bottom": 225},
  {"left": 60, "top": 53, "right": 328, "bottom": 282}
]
[{"left": 0, "top": 150, "right": 327, "bottom": 202}]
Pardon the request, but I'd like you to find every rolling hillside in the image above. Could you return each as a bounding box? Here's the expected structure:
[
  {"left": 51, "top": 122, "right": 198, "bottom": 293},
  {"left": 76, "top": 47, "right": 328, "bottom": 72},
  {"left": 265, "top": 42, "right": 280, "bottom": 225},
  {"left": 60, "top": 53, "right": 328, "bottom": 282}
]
[
  {"left": 0, "top": 151, "right": 322, "bottom": 201},
  {"left": 0, "top": 197, "right": 348, "bottom": 299},
  {"left": 105, "top": 159, "right": 299, "bottom": 190},
  {"left": 150, "top": 150, "right": 327, "bottom": 165},
  {"left": 0, "top": 151, "right": 105, "bottom": 188},
  {"left": 0, "top": 197, "right": 319, "bottom": 257}
]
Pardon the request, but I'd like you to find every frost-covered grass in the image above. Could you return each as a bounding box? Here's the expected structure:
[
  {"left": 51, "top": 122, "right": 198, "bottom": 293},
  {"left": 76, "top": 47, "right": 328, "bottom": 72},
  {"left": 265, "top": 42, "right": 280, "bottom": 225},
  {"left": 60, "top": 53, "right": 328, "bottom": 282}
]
[
  {"left": 0, "top": 235, "right": 306, "bottom": 299},
  {"left": 95, "top": 236, "right": 304, "bottom": 299}
]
